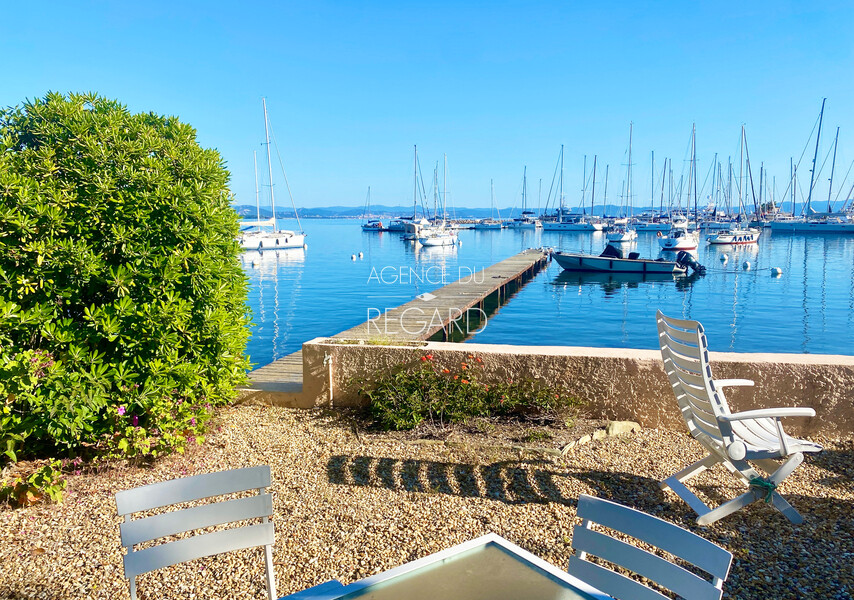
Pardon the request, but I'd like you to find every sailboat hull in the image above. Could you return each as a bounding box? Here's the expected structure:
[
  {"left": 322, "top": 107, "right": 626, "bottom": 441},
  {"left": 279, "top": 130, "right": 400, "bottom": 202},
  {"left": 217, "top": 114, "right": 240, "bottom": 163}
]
[
  {"left": 240, "top": 231, "right": 306, "bottom": 250},
  {"left": 553, "top": 252, "right": 684, "bottom": 274}
]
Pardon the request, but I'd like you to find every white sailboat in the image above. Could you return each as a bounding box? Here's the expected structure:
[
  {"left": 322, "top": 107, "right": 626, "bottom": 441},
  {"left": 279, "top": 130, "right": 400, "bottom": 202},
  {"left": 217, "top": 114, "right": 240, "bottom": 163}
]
[
  {"left": 239, "top": 98, "right": 306, "bottom": 251},
  {"left": 659, "top": 125, "right": 702, "bottom": 250},
  {"left": 360, "top": 186, "right": 384, "bottom": 231},
  {"left": 418, "top": 155, "right": 458, "bottom": 246},
  {"left": 545, "top": 155, "right": 605, "bottom": 231},
  {"left": 506, "top": 167, "right": 542, "bottom": 229},
  {"left": 606, "top": 123, "right": 638, "bottom": 243},
  {"left": 707, "top": 126, "right": 761, "bottom": 245},
  {"left": 474, "top": 179, "right": 503, "bottom": 230}
]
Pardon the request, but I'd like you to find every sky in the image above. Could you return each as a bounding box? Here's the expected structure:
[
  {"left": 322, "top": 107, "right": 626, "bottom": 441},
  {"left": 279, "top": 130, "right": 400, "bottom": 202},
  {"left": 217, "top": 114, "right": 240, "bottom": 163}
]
[{"left": 3, "top": 1, "right": 854, "bottom": 211}]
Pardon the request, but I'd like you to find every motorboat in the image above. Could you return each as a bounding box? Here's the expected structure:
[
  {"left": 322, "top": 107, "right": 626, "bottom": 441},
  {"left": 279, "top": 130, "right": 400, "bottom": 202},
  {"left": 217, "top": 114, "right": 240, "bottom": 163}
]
[
  {"left": 551, "top": 244, "right": 689, "bottom": 274},
  {"left": 657, "top": 215, "right": 699, "bottom": 250}
]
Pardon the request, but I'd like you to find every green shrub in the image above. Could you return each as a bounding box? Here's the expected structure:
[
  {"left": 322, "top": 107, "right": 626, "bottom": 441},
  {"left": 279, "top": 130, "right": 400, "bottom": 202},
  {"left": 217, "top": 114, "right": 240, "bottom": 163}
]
[
  {"left": 0, "top": 92, "right": 250, "bottom": 463},
  {"left": 358, "top": 353, "right": 582, "bottom": 430},
  {"left": 0, "top": 459, "right": 66, "bottom": 506}
]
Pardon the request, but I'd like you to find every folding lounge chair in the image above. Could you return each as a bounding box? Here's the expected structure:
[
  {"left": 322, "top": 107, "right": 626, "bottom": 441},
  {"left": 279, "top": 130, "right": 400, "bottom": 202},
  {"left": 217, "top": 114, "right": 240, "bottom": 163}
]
[
  {"left": 115, "top": 465, "right": 277, "bottom": 600},
  {"left": 656, "top": 310, "right": 822, "bottom": 525},
  {"left": 569, "top": 494, "right": 732, "bottom": 600}
]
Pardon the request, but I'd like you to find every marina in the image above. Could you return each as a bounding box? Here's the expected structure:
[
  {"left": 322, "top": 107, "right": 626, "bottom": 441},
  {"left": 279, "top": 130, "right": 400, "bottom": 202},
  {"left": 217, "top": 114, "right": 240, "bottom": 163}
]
[{"left": 242, "top": 219, "right": 854, "bottom": 375}]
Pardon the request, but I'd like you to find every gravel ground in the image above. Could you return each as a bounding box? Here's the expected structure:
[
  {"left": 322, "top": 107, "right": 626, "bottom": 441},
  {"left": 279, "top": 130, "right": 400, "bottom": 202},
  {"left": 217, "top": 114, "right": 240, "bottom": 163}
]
[{"left": 1, "top": 404, "right": 851, "bottom": 600}]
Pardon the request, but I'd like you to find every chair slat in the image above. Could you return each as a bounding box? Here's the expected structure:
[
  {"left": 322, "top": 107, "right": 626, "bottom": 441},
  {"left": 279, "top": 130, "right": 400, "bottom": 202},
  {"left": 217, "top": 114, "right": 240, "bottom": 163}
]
[
  {"left": 572, "top": 527, "right": 723, "bottom": 600},
  {"left": 121, "top": 493, "right": 273, "bottom": 547},
  {"left": 666, "top": 353, "right": 703, "bottom": 377},
  {"left": 662, "top": 337, "right": 706, "bottom": 364},
  {"left": 568, "top": 555, "right": 669, "bottom": 600},
  {"left": 123, "top": 522, "right": 274, "bottom": 579},
  {"left": 116, "top": 466, "right": 271, "bottom": 515},
  {"left": 657, "top": 312, "right": 704, "bottom": 333},
  {"left": 576, "top": 495, "right": 732, "bottom": 580}
]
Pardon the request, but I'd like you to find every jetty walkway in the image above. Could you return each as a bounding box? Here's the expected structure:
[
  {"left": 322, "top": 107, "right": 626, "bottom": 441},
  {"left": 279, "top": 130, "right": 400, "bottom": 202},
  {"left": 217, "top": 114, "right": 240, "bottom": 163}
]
[{"left": 248, "top": 248, "right": 550, "bottom": 392}]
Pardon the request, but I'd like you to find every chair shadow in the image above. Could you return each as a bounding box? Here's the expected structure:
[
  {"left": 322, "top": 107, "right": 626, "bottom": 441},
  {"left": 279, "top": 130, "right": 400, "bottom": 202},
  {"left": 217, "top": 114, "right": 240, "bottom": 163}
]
[
  {"left": 327, "top": 454, "right": 666, "bottom": 508},
  {"left": 809, "top": 441, "right": 854, "bottom": 489}
]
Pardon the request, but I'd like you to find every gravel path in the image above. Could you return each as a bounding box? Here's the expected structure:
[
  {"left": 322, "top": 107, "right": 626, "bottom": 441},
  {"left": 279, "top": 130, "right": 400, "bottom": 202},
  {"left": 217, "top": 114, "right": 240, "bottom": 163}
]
[{"left": 1, "top": 405, "right": 851, "bottom": 600}]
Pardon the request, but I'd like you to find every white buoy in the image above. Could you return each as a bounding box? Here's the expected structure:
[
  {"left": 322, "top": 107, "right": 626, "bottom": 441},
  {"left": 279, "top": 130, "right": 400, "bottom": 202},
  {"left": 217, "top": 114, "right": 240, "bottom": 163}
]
[
  {"left": 303, "top": 243, "right": 308, "bottom": 249},
  {"left": 720, "top": 253, "right": 729, "bottom": 263},
  {"left": 771, "top": 267, "right": 782, "bottom": 276},
  {"left": 457, "top": 239, "right": 462, "bottom": 246},
  {"left": 358, "top": 252, "right": 363, "bottom": 259},
  {"left": 742, "top": 261, "right": 751, "bottom": 271},
  {"left": 351, "top": 254, "right": 356, "bottom": 261}
]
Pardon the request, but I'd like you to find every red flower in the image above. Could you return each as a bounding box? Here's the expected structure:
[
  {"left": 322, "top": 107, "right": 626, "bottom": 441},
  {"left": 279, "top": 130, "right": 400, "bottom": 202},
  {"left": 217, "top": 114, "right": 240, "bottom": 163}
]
[
  {"left": 461, "top": 365, "right": 467, "bottom": 370},
  {"left": 476, "top": 357, "right": 483, "bottom": 364},
  {"left": 425, "top": 354, "right": 434, "bottom": 360},
  {"left": 420, "top": 356, "right": 427, "bottom": 361},
  {"left": 442, "top": 368, "right": 450, "bottom": 374},
  {"left": 461, "top": 379, "right": 469, "bottom": 384},
  {"left": 453, "top": 375, "right": 459, "bottom": 380}
]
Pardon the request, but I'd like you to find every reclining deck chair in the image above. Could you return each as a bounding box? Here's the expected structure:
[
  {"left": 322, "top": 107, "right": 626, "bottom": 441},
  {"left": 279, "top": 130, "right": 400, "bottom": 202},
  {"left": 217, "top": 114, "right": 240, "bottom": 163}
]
[
  {"left": 569, "top": 494, "right": 732, "bottom": 600},
  {"left": 656, "top": 311, "right": 822, "bottom": 525},
  {"left": 115, "top": 465, "right": 277, "bottom": 600}
]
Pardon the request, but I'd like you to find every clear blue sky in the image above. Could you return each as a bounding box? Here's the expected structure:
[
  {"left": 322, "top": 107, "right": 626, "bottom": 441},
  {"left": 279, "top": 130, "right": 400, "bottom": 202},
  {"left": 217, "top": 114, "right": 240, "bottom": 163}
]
[{"left": 3, "top": 1, "right": 853, "bottom": 209}]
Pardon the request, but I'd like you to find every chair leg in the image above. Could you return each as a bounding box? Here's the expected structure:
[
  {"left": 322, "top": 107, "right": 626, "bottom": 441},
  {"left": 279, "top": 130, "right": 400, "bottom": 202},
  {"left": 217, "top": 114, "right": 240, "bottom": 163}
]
[
  {"left": 697, "top": 489, "right": 760, "bottom": 525},
  {"left": 660, "top": 453, "right": 720, "bottom": 490},
  {"left": 129, "top": 578, "right": 137, "bottom": 600},
  {"left": 264, "top": 544, "right": 277, "bottom": 600}
]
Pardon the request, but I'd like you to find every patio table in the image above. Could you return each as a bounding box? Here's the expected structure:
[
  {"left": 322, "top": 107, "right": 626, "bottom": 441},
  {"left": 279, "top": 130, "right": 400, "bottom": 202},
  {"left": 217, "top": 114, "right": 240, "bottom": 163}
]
[{"left": 281, "top": 533, "right": 608, "bottom": 600}]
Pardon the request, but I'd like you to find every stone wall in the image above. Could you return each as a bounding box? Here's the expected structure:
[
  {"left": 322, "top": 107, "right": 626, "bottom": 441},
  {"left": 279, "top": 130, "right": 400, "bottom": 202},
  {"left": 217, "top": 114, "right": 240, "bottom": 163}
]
[{"left": 258, "top": 338, "right": 854, "bottom": 437}]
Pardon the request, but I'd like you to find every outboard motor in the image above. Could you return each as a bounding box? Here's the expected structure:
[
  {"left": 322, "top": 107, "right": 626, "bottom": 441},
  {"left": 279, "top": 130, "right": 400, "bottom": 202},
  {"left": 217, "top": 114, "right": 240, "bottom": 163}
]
[{"left": 675, "top": 251, "right": 706, "bottom": 275}]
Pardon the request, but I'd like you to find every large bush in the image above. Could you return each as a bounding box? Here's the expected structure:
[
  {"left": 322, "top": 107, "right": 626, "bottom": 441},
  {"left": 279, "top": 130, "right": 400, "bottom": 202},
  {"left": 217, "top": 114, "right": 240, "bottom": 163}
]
[{"left": 0, "top": 92, "right": 250, "bottom": 462}]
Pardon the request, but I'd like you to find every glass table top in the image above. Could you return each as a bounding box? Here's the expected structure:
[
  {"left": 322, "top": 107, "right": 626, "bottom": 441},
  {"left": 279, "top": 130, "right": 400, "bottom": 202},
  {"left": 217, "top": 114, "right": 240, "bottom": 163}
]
[{"left": 331, "top": 539, "right": 602, "bottom": 600}]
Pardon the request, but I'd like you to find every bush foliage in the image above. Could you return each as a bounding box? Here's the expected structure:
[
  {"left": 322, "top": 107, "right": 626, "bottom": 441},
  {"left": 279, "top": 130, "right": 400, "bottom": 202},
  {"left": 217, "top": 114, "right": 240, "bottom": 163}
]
[
  {"left": 0, "top": 92, "right": 250, "bottom": 464},
  {"left": 359, "top": 353, "right": 582, "bottom": 430}
]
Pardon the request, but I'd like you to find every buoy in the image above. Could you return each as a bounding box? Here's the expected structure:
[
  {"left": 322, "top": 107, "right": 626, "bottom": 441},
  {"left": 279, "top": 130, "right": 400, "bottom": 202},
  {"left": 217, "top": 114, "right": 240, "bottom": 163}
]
[
  {"left": 358, "top": 252, "right": 363, "bottom": 259},
  {"left": 351, "top": 254, "right": 356, "bottom": 261},
  {"left": 771, "top": 267, "right": 782, "bottom": 276},
  {"left": 720, "top": 253, "right": 728, "bottom": 263},
  {"left": 656, "top": 231, "right": 662, "bottom": 238},
  {"left": 742, "top": 261, "right": 751, "bottom": 271},
  {"left": 457, "top": 239, "right": 462, "bottom": 246},
  {"left": 303, "top": 243, "right": 308, "bottom": 249}
]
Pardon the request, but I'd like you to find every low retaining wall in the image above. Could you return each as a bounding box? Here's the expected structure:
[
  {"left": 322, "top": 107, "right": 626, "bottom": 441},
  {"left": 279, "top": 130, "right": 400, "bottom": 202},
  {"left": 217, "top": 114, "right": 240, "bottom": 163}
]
[{"left": 257, "top": 338, "right": 854, "bottom": 437}]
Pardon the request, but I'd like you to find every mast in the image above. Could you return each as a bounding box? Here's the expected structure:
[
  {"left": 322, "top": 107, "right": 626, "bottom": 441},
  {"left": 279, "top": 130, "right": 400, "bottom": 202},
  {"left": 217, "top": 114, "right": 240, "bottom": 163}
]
[
  {"left": 603, "top": 164, "right": 609, "bottom": 215},
  {"left": 738, "top": 126, "right": 744, "bottom": 217},
  {"left": 806, "top": 97, "right": 827, "bottom": 215},
  {"left": 490, "top": 179, "right": 495, "bottom": 220},
  {"left": 591, "top": 155, "right": 597, "bottom": 217},
  {"left": 262, "top": 97, "right": 277, "bottom": 230},
  {"left": 413, "top": 145, "right": 418, "bottom": 220},
  {"left": 650, "top": 150, "right": 655, "bottom": 208},
  {"left": 559, "top": 145, "right": 565, "bottom": 212},
  {"left": 253, "top": 150, "right": 261, "bottom": 222},
  {"left": 827, "top": 126, "right": 840, "bottom": 212},
  {"left": 627, "top": 122, "right": 633, "bottom": 220},
  {"left": 759, "top": 162, "right": 764, "bottom": 216},
  {"left": 443, "top": 154, "right": 447, "bottom": 222},
  {"left": 522, "top": 166, "right": 528, "bottom": 212},
  {"left": 692, "top": 123, "right": 698, "bottom": 224},
  {"left": 538, "top": 178, "right": 542, "bottom": 215},
  {"left": 659, "top": 157, "right": 667, "bottom": 216},
  {"left": 581, "top": 155, "right": 587, "bottom": 214}
]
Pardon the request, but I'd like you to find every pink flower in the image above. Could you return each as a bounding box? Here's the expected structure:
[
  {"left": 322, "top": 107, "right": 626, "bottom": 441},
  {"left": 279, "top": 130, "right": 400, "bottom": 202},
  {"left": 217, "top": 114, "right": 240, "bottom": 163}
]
[
  {"left": 190, "top": 417, "right": 197, "bottom": 426},
  {"left": 117, "top": 406, "right": 126, "bottom": 416},
  {"left": 132, "top": 415, "right": 139, "bottom": 427}
]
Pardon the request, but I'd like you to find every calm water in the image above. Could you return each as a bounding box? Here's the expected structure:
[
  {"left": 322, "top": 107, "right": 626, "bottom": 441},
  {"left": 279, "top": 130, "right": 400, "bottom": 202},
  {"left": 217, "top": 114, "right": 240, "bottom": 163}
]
[{"left": 243, "top": 219, "right": 854, "bottom": 368}]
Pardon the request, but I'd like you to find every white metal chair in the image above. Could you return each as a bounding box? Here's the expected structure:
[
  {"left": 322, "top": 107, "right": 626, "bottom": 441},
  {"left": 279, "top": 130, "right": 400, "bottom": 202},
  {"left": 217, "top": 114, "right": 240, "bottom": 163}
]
[
  {"left": 569, "top": 494, "right": 732, "bottom": 600},
  {"left": 115, "top": 465, "right": 277, "bottom": 600},
  {"left": 656, "top": 310, "right": 822, "bottom": 525}
]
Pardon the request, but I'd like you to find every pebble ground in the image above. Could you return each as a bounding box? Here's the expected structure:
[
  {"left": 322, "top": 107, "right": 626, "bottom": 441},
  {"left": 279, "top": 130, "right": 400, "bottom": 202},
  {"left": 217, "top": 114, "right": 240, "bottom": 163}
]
[{"left": 1, "top": 404, "right": 851, "bottom": 599}]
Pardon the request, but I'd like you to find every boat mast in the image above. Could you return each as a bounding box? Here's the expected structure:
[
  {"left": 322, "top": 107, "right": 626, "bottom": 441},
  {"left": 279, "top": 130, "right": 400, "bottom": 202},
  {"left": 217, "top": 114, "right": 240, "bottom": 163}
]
[
  {"left": 253, "top": 150, "right": 261, "bottom": 223},
  {"left": 627, "top": 122, "right": 633, "bottom": 221},
  {"left": 650, "top": 150, "right": 654, "bottom": 209},
  {"left": 490, "top": 179, "right": 495, "bottom": 220},
  {"left": 738, "top": 126, "right": 744, "bottom": 218},
  {"left": 262, "top": 97, "right": 277, "bottom": 230},
  {"left": 827, "top": 126, "right": 840, "bottom": 212},
  {"left": 522, "top": 166, "right": 528, "bottom": 212},
  {"left": 443, "top": 154, "right": 448, "bottom": 223},
  {"left": 603, "top": 164, "right": 609, "bottom": 214},
  {"left": 559, "top": 145, "right": 565, "bottom": 213},
  {"left": 692, "top": 123, "right": 698, "bottom": 224},
  {"left": 659, "top": 158, "right": 667, "bottom": 216},
  {"left": 591, "top": 155, "right": 597, "bottom": 218},
  {"left": 413, "top": 145, "right": 418, "bottom": 220},
  {"left": 759, "top": 162, "right": 764, "bottom": 216},
  {"left": 806, "top": 98, "right": 827, "bottom": 215},
  {"left": 581, "top": 155, "right": 587, "bottom": 214}
]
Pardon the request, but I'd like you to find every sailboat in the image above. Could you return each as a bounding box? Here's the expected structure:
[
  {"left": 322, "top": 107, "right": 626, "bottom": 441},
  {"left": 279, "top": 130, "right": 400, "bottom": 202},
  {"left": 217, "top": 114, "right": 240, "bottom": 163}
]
[
  {"left": 659, "top": 125, "right": 702, "bottom": 250},
  {"left": 239, "top": 98, "right": 306, "bottom": 251},
  {"left": 707, "top": 126, "right": 761, "bottom": 245},
  {"left": 418, "top": 155, "right": 458, "bottom": 246},
  {"left": 360, "top": 186, "right": 384, "bottom": 231},
  {"left": 506, "top": 167, "right": 541, "bottom": 229},
  {"left": 544, "top": 155, "right": 605, "bottom": 231},
  {"left": 606, "top": 123, "right": 638, "bottom": 242},
  {"left": 474, "top": 179, "right": 503, "bottom": 230}
]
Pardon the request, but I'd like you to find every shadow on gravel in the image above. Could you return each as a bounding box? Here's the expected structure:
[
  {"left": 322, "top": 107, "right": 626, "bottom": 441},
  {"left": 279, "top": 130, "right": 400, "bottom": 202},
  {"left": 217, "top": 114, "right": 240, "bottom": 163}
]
[{"left": 327, "top": 454, "right": 663, "bottom": 507}]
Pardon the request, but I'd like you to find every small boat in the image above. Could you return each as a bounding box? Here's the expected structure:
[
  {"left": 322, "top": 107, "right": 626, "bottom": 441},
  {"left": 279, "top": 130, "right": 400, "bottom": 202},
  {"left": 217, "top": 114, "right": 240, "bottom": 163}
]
[
  {"left": 552, "top": 245, "right": 686, "bottom": 274},
  {"left": 475, "top": 179, "right": 504, "bottom": 230},
  {"left": 360, "top": 187, "right": 384, "bottom": 231},
  {"left": 658, "top": 215, "right": 699, "bottom": 250},
  {"left": 606, "top": 124, "right": 637, "bottom": 243},
  {"left": 706, "top": 225, "right": 761, "bottom": 245},
  {"left": 505, "top": 167, "right": 542, "bottom": 229},
  {"left": 239, "top": 99, "right": 306, "bottom": 251},
  {"left": 418, "top": 228, "right": 458, "bottom": 246}
]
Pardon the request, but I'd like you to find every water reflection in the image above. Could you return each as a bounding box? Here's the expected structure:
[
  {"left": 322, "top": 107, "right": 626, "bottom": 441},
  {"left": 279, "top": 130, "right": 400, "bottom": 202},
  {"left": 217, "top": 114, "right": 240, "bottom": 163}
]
[{"left": 551, "top": 270, "right": 700, "bottom": 296}]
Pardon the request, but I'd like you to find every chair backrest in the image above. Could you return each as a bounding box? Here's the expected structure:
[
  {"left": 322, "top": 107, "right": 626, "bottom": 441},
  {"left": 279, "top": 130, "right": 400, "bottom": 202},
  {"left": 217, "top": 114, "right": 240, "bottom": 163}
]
[
  {"left": 115, "top": 465, "right": 276, "bottom": 600},
  {"left": 569, "top": 494, "right": 732, "bottom": 600},
  {"left": 656, "top": 310, "right": 733, "bottom": 446}
]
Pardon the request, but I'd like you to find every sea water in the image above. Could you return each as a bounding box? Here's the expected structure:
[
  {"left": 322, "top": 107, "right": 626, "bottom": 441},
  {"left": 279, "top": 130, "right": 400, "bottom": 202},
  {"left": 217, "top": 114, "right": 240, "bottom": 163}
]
[{"left": 242, "top": 219, "right": 854, "bottom": 368}]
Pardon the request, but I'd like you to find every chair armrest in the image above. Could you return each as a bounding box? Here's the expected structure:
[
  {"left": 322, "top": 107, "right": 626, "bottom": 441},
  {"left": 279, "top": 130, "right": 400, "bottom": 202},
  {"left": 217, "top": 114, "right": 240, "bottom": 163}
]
[
  {"left": 719, "top": 407, "right": 816, "bottom": 422},
  {"left": 715, "top": 379, "right": 754, "bottom": 388}
]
